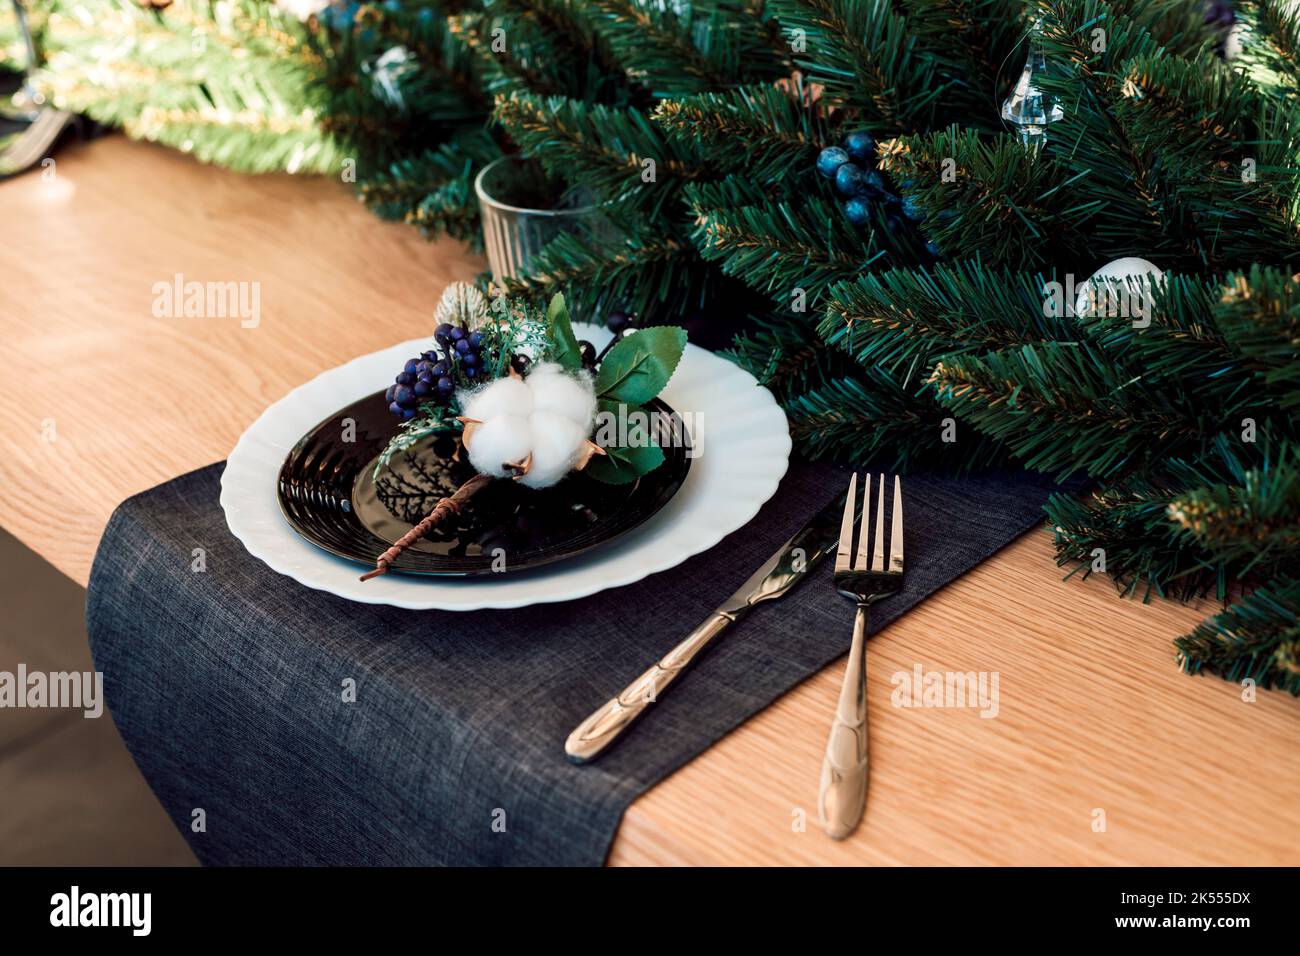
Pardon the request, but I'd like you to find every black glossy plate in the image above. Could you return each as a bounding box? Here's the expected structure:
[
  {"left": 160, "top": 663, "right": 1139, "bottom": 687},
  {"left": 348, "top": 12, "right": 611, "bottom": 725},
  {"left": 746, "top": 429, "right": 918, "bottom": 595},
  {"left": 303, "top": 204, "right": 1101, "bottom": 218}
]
[{"left": 277, "top": 391, "right": 691, "bottom": 577}]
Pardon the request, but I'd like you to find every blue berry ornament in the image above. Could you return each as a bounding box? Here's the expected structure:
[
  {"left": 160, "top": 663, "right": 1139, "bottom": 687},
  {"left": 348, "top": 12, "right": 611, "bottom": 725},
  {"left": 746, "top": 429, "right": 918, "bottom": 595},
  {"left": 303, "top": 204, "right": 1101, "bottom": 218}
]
[
  {"left": 843, "top": 130, "right": 876, "bottom": 164},
  {"left": 901, "top": 195, "right": 926, "bottom": 222},
  {"left": 843, "top": 197, "right": 872, "bottom": 227},
  {"left": 817, "top": 147, "right": 850, "bottom": 179},
  {"left": 834, "top": 163, "right": 870, "bottom": 198}
]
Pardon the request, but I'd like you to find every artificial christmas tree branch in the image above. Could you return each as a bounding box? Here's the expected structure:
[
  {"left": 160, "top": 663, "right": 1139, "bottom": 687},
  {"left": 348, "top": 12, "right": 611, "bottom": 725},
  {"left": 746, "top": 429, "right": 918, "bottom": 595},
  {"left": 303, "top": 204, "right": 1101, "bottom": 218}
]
[
  {"left": 1215, "top": 267, "right": 1300, "bottom": 407},
  {"left": 1176, "top": 575, "right": 1300, "bottom": 693},
  {"left": 818, "top": 264, "right": 1080, "bottom": 372},
  {"left": 783, "top": 371, "right": 1008, "bottom": 468},
  {"left": 769, "top": 0, "right": 945, "bottom": 131},
  {"left": 690, "top": 194, "right": 879, "bottom": 299},
  {"left": 877, "top": 127, "right": 1096, "bottom": 268},
  {"left": 14, "top": 0, "right": 347, "bottom": 175},
  {"left": 585, "top": 0, "right": 751, "bottom": 92},
  {"left": 895, "top": 0, "right": 1023, "bottom": 118},
  {"left": 930, "top": 344, "right": 1217, "bottom": 479},
  {"left": 653, "top": 81, "right": 826, "bottom": 185},
  {"left": 493, "top": 92, "right": 698, "bottom": 216}
]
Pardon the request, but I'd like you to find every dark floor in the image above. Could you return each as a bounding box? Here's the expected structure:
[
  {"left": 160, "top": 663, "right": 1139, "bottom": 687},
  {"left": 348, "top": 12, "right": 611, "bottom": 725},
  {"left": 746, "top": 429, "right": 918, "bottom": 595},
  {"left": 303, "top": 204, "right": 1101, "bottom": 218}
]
[{"left": 0, "top": 529, "right": 196, "bottom": 865}]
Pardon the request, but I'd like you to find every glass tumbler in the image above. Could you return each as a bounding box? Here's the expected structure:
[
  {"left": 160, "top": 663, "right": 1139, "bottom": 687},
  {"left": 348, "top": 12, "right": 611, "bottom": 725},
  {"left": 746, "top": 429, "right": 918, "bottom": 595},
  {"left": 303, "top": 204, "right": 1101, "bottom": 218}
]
[{"left": 475, "top": 155, "right": 605, "bottom": 283}]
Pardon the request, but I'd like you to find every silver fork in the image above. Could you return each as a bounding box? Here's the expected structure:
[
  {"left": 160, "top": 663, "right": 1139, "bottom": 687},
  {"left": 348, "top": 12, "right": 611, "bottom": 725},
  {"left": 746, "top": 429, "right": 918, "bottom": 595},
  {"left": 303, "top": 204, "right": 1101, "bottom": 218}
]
[{"left": 817, "top": 473, "right": 904, "bottom": 840}]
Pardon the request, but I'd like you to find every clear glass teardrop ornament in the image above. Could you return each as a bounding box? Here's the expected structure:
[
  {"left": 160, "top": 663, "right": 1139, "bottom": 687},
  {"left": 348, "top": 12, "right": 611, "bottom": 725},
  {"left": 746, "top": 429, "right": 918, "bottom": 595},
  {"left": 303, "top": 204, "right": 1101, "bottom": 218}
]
[{"left": 1001, "top": 19, "right": 1065, "bottom": 148}]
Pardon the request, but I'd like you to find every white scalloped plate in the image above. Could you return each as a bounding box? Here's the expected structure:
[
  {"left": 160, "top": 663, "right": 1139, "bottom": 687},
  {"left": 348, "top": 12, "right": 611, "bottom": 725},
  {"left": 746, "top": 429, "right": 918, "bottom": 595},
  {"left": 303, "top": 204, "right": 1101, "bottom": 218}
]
[{"left": 220, "top": 325, "right": 791, "bottom": 610}]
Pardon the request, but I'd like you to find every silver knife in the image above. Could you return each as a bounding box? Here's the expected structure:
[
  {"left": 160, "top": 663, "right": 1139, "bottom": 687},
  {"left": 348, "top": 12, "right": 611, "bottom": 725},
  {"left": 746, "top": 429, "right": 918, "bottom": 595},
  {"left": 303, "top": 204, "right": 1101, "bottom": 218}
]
[{"left": 564, "top": 489, "right": 849, "bottom": 763}]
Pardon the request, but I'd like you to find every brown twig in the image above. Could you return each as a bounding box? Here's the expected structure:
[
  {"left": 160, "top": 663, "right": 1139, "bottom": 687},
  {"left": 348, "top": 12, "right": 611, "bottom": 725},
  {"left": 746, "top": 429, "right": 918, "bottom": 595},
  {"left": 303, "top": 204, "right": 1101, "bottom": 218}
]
[{"left": 359, "top": 473, "right": 493, "bottom": 582}]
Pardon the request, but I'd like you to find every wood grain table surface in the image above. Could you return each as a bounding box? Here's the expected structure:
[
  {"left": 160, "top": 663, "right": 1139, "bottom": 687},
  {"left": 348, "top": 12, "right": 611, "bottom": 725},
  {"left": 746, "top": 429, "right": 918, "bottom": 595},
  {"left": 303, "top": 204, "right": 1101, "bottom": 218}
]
[{"left": 2, "top": 136, "right": 1296, "bottom": 866}]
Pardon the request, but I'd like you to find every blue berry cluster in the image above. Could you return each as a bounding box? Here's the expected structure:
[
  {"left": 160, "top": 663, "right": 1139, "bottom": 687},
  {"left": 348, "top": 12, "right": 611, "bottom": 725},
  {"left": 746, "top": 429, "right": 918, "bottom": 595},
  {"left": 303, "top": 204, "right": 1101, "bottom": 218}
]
[
  {"left": 817, "top": 130, "right": 940, "bottom": 257},
  {"left": 385, "top": 322, "right": 485, "bottom": 419},
  {"left": 817, "top": 130, "right": 888, "bottom": 228}
]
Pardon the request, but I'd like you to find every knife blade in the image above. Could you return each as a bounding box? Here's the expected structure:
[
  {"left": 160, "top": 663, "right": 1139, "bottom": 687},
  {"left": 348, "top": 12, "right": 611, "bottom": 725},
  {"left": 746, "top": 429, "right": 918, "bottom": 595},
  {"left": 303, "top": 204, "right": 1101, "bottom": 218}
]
[{"left": 564, "top": 488, "right": 849, "bottom": 764}]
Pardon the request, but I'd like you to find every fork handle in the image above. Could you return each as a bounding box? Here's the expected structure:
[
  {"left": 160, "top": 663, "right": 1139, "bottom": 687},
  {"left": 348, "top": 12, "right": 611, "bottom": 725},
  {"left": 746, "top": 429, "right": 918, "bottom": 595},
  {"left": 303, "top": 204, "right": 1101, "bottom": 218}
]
[
  {"left": 818, "top": 603, "right": 870, "bottom": 839},
  {"left": 565, "top": 611, "right": 734, "bottom": 764}
]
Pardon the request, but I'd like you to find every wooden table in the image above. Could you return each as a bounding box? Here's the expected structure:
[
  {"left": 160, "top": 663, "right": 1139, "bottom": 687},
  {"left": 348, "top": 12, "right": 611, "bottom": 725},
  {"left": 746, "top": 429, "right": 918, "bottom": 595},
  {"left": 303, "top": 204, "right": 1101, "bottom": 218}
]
[{"left": 4, "top": 136, "right": 1297, "bottom": 866}]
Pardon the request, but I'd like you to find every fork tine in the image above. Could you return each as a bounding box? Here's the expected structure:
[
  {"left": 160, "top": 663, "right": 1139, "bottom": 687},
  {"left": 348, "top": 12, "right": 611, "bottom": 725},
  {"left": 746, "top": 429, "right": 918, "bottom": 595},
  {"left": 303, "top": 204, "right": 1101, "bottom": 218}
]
[
  {"left": 870, "top": 474, "right": 886, "bottom": 571},
  {"left": 834, "top": 473, "right": 857, "bottom": 573},
  {"left": 889, "top": 475, "right": 904, "bottom": 573},
  {"left": 855, "top": 471, "right": 870, "bottom": 570}
]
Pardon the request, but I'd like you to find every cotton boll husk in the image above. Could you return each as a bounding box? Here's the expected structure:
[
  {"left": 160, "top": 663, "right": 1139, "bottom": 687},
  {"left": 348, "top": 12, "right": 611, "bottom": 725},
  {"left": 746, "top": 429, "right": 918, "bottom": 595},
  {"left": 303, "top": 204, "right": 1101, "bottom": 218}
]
[
  {"left": 517, "top": 412, "right": 589, "bottom": 489},
  {"left": 526, "top": 363, "right": 596, "bottom": 428},
  {"left": 461, "top": 376, "right": 533, "bottom": 423},
  {"left": 466, "top": 415, "right": 533, "bottom": 478}
]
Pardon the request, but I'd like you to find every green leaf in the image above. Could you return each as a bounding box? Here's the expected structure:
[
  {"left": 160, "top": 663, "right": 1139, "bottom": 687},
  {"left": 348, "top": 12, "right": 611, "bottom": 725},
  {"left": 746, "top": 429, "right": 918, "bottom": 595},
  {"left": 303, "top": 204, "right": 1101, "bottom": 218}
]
[
  {"left": 586, "top": 398, "right": 667, "bottom": 484},
  {"left": 586, "top": 441, "right": 666, "bottom": 484},
  {"left": 594, "top": 327, "right": 688, "bottom": 404},
  {"left": 545, "top": 293, "right": 583, "bottom": 371}
]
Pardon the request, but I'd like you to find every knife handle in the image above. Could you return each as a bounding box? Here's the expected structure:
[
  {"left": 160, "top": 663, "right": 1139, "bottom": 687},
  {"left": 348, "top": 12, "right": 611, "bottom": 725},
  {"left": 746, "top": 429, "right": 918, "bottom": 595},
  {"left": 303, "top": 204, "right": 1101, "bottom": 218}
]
[{"left": 564, "top": 611, "right": 734, "bottom": 763}]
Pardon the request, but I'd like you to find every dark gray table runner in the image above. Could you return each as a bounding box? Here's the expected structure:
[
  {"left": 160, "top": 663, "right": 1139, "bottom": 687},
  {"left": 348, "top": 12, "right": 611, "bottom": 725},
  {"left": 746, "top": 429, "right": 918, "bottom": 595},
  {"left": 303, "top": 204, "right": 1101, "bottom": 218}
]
[{"left": 87, "top": 460, "right": 1061, "bottom": 865}]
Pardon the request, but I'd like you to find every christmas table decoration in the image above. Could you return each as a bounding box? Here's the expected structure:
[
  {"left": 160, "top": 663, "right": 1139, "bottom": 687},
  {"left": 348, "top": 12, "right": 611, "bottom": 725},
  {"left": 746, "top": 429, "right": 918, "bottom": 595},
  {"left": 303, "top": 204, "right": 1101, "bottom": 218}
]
[
  {"left": 359, "top": 282, "right": 687, "bottom": 580},
  {"left": 13, "top": 0, "right": 1298, "bottom": 689},
  {"left": 225, "top": 323, "right": 790, "bottom": 608}
]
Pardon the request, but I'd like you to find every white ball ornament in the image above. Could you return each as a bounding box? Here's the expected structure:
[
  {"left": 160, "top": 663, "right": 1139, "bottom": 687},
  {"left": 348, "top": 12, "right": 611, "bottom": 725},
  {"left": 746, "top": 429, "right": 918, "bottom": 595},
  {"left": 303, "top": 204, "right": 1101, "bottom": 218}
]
[{"left": 1074, "top": 256, "right": 1164, "bottom": 319}]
